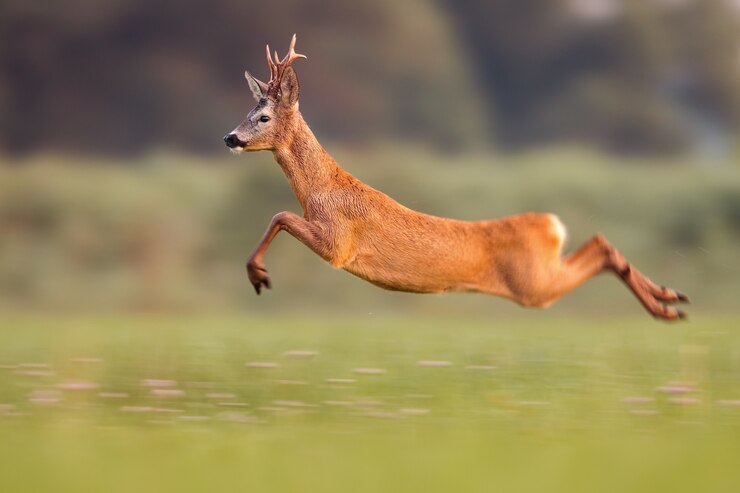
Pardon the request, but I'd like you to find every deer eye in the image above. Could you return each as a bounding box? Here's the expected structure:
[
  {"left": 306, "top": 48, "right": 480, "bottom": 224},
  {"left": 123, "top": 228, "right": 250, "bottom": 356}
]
[{"left": 259, "top": 115, "right": 270, "bottom": 123}]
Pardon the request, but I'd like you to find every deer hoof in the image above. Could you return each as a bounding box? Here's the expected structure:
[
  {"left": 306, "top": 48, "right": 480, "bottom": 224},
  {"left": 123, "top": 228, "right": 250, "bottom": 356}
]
[
  {"left": 252, "top": 276, "right": 272, "bottom": 295},
  {"left": 652, "top": 304, "right": 688, "bottom": 322},
  {"left": 247, "top": 263, "right": 271, "bottom": 295},
  {"left": 657, "top": 285, "right": 689, "bottom": 304},
  {"left": 664, "top": 306, "right": 688, "bottom": 322}
]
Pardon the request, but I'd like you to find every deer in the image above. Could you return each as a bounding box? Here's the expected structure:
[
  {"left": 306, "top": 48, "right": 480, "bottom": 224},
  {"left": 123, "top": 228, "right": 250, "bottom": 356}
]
[{"left": 223, "top": 35, "right": 689, "bottom": 321}]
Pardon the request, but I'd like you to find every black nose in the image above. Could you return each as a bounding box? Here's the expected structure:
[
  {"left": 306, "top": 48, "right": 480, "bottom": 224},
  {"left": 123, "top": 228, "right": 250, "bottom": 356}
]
[{"left": 224, "top": 133, "right": 243, "bottom": 148}]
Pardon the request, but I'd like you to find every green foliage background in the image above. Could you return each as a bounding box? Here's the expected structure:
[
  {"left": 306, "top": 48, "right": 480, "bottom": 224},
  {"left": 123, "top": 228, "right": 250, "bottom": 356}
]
[{"left": 1, "top": 149, "right": 737, "bottom": 316}]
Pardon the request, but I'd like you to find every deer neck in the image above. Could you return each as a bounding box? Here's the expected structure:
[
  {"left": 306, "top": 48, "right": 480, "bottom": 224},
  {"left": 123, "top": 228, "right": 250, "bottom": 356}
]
[{"left": 272, "top": 114, "right": 344, "bottom": 211}]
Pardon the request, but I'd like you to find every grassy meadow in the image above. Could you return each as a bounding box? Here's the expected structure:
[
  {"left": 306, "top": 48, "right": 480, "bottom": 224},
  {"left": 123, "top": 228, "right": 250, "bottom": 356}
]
[{"left": 1, "top": 314, "right": 740, "bottom": 492}]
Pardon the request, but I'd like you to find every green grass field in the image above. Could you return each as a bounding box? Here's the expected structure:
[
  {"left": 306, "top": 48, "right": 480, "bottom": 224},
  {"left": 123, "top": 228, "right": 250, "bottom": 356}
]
[{"left": 1, "top": 314, "right": 739, "bottom": 492}]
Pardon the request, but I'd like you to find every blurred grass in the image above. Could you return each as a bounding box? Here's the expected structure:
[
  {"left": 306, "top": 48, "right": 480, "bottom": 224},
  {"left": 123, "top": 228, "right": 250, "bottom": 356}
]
[
  {"left": 1, "top": 314, "right": 740, "bottom": 492},
  {"left": 0, "top": 147, "right": 738, "bottom": 315}
]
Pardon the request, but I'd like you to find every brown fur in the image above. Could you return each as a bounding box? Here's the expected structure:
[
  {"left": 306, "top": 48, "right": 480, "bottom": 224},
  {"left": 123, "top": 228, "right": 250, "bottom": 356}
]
[{"left": 229, "top": 37, "right": 689, "bottom": 321}]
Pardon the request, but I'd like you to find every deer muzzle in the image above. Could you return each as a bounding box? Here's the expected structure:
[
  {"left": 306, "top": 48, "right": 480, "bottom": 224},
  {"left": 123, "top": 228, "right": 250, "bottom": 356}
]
[{"left": 224, "top": 133, "right": 246, "bottom": 148}]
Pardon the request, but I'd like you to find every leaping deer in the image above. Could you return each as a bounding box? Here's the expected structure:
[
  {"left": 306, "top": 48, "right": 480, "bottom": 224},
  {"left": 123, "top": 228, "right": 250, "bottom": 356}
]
[{"left": 223, "top": 35, "right": 689, "bottom": 321}]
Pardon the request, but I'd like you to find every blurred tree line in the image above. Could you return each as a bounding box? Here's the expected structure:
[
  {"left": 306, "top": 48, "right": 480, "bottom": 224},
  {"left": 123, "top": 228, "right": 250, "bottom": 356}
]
[{"left": 1, "top": 0, "right": 739, "bottom": 155}]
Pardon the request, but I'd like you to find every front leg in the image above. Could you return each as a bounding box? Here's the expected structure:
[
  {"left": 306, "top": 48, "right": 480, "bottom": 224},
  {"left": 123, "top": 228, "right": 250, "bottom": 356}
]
[{"left": 246, "top": 211, "right": 330, "bottom": 294}]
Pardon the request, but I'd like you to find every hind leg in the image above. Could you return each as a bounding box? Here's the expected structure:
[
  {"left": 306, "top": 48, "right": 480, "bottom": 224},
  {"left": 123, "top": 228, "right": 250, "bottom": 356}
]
[{"left": 537, "top": 234, "right": 688, "bottom": 321}]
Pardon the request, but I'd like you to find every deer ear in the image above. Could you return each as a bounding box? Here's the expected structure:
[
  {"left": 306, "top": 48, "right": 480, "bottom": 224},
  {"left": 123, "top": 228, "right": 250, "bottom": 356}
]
[
  {"left": 244, "top": 70, "right": 267, "bottom": 102},
  {"left": 279, "top": 67, "right": 300, "bottom": 108}
]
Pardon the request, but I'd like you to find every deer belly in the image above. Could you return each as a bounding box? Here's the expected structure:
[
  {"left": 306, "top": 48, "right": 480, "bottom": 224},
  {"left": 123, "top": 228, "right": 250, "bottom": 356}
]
[{"left": 342, "top": 244, "right": 484, "bottom": 294}]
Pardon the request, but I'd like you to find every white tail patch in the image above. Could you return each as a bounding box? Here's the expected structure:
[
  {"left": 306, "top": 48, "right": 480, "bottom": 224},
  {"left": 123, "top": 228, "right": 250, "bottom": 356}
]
[{"left": 548, "top": 214, "right": 568, "bottom": 253}]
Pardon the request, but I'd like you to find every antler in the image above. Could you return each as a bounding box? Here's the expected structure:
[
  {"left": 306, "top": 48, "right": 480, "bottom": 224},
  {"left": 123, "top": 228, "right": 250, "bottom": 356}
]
[{"left": 264, "top": 34, "right": 307, "bottom": 100}]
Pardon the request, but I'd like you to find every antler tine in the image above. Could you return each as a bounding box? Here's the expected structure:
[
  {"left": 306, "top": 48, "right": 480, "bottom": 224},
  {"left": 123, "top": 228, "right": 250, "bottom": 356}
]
[
  {"left": 265, "top": 44, "right": 277, "bottom": 79},
  {"left": 265, "top": 44, "right": 272, "bottom": 68},
  {"left": 289, "top": 33, "right": 297, "bottom": 54},
  {"left": 280, "top": 33, "right": 307, "bottom": 66}
]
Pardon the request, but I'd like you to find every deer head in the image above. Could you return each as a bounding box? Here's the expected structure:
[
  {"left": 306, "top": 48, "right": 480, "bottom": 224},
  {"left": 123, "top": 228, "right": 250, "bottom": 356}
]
[{"left": 224, "top": 34, "right": 307, "bottom": 152}]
